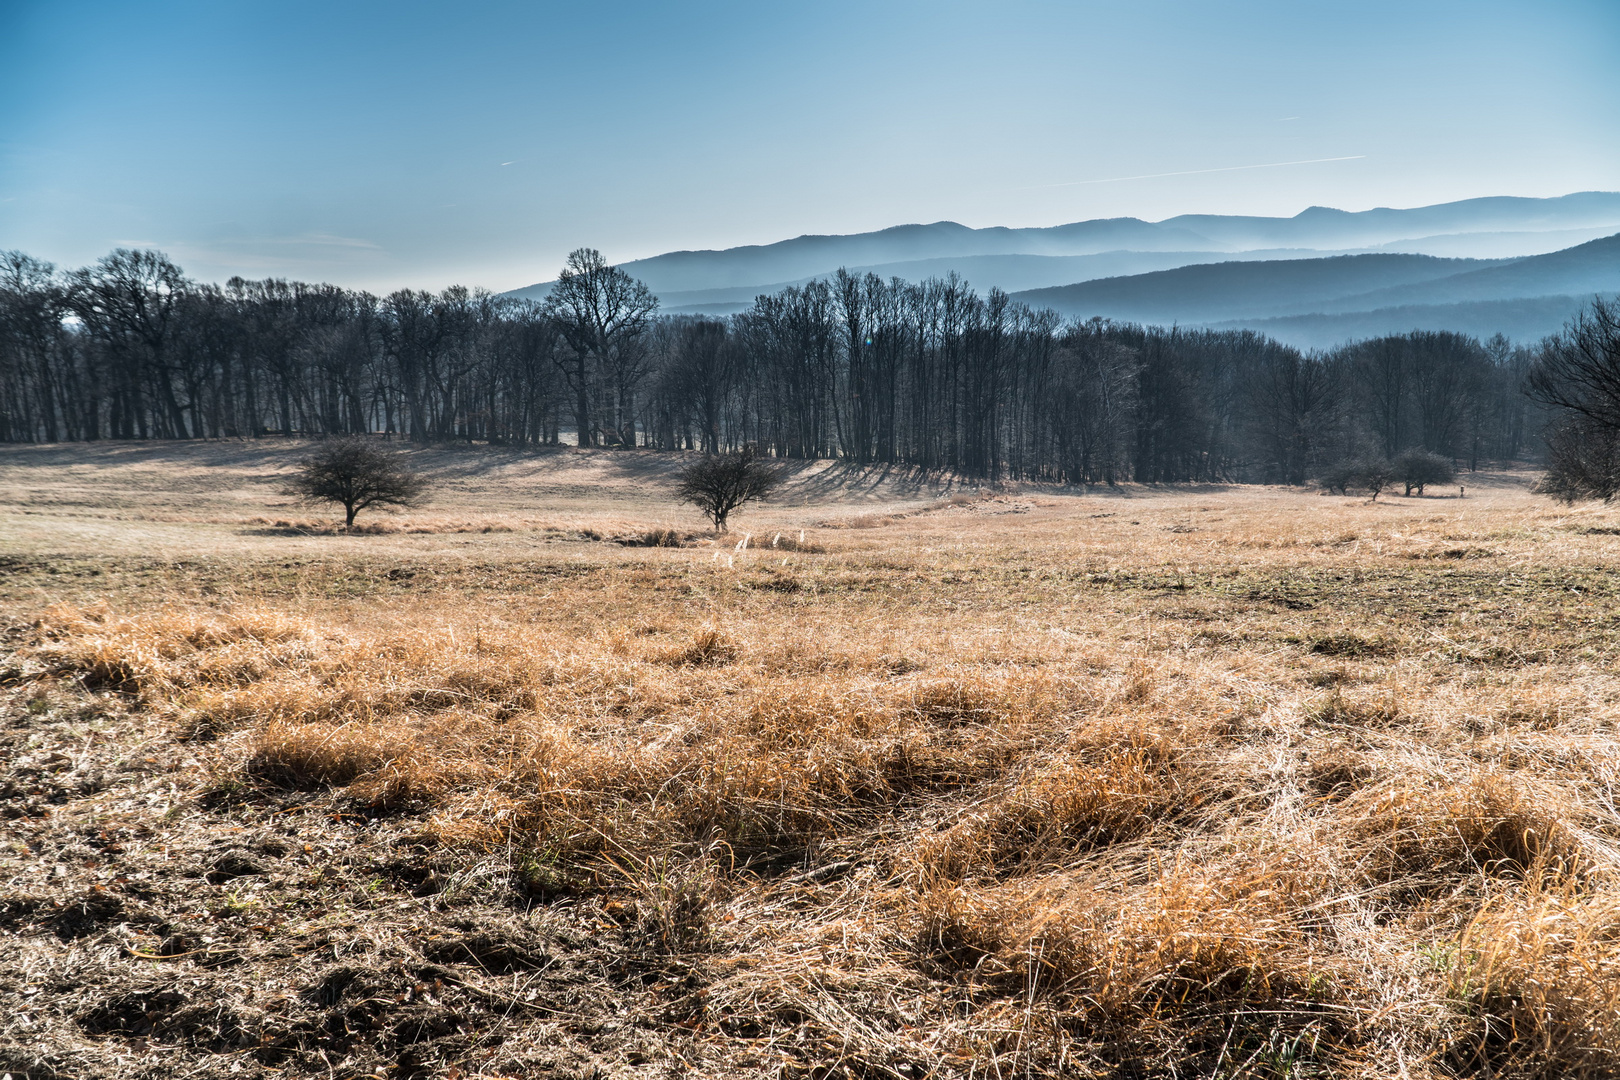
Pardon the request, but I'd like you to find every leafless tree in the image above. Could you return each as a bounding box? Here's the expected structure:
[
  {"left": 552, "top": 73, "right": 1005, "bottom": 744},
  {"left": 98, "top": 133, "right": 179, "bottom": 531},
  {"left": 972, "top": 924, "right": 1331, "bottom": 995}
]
[
  {"left": 1538, "top": 414, "right": 1620, "bottom": 502},
  {"left": 1528, "top": 298, "right": 1620, "bottom": 500},
  {"left": 286, "top": 437, "right": 427, "bottom": 527},
  {"left": 1351, "top": 337, "right": 1409, "bottom": 460},
  {"left": 1359, "top": 458, "right": 1394, "bottom": 501},
  {"left": 660, "top": 319, "right": 737, "bottom": 453},
  {"left": 545, "top": 249, "right": 658, "bottom": 447},
  {"left": 67, "top": 249, "right": 188, "bottom": 438},
  {"left": 1528, "top": 297, "right": 1620, "bottom": 429},
  {"left": 1246, "top": 338, "right": 1337, "bottom": 485},
  {"left": 1394, "top": 447, "right": 1454, "bottom": 496},
  {"left": 676, "top": 444, "right": 784, "bottom": 532},
  {"left": 0, "top": 252, "right": 70, "bottom": 442},
  {"left": 1406, "top": 330, "right": 1486, "bottom": 456}
]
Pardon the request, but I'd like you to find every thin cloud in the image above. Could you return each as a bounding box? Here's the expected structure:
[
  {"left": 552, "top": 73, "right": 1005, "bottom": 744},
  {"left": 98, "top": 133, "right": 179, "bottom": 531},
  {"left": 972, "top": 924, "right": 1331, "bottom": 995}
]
[
  {"left": 1039, "top": 155, "right": 1366, "bottom": 189},
  {"left": 111, "top": 233, "right": 391, "bottom": 275}
]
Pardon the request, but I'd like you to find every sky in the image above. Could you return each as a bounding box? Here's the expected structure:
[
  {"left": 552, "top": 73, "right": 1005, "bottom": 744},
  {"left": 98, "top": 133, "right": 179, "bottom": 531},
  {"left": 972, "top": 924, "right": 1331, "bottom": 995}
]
[{"left": 2, "top": 0, "right": 1618, "bottom": 293}]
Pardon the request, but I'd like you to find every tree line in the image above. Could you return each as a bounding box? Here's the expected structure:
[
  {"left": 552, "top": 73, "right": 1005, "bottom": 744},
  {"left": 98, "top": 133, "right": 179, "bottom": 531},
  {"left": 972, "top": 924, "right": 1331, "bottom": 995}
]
[{"left": 0, "top": 245, "right": 1558, "bottom": 484}]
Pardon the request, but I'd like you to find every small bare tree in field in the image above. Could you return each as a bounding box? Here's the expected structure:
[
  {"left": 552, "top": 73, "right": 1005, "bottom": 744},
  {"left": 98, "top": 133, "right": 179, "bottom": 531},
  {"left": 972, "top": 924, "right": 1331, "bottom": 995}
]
[
  {"left": 676, "top": 445, "right": 784, "bottom": 532},
  {"left": 1394, "top": 448, "right": 1455, "bottom": 496},
  {"left": 1359, "top": 458, "right": 1394, "bottom": 501},
  {"left": 286, "top": 437, "right": 427, "bottom": 528},
  {"left": 1317, "top": 456, "right": 1393, "bottom": 500}
]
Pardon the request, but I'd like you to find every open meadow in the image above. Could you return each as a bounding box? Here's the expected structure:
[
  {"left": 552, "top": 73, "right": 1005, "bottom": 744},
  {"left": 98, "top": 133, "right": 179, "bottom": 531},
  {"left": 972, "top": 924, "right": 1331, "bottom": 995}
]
[{"left": 4, "top": 442, "right": 1620, "bottom": 1079}]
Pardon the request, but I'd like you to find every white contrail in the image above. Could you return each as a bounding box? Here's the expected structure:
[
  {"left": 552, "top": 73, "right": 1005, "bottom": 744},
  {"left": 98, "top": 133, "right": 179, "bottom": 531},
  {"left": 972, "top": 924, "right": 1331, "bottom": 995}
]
[{"left": 1042, "top": 155, "right": 1365, "bottom": 189}]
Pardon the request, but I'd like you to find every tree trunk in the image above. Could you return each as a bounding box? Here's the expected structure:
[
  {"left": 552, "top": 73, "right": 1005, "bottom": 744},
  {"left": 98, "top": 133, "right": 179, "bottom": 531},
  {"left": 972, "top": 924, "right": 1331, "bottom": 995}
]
[{"left": 573, "top": 351, "right": 592, "bottom": 447}]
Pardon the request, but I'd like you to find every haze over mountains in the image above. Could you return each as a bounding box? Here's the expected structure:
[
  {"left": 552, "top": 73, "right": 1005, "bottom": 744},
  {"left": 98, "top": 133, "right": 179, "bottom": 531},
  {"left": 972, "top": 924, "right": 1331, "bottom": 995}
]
[
  {"left": 1022, "top": 233, "right": 1620, "bottom": 339},
  {"left": 509, "top": 192, "right": 1620, "bottom": 347}
]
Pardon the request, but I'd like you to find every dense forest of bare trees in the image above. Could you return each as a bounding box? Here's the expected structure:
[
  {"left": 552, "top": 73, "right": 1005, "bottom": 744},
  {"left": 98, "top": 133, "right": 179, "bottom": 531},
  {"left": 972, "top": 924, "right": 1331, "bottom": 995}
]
[{"left": 0, "top": 246, "right": 1548, "bottom": 483}]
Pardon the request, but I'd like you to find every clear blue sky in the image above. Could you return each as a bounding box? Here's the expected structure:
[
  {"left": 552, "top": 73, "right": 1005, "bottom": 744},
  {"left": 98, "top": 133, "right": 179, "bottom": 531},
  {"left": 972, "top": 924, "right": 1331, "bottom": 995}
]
[{"left": 3, "top": 0, "right": 1617, "bottom": 292}]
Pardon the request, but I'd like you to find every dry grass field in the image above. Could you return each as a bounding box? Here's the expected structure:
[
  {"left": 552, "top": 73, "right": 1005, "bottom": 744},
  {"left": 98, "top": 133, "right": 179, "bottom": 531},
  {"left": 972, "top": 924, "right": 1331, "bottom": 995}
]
[{"left": 4, "top": 441, "right": 1620, "bottom": 1079}]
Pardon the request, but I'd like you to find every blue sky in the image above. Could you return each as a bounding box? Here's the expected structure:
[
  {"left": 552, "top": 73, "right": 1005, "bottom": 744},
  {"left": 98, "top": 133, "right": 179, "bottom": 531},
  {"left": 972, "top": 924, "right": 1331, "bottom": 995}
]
[{"left": 2, "top": 0, "right": 1617, "bottom": 291}]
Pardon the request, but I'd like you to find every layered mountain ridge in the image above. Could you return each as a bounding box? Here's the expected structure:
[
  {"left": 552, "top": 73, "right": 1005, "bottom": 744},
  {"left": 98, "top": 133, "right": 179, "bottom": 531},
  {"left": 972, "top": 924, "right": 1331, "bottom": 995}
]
[
  {"left": 1016, "top": 233, "right": 1620, "bottom": 346},
  {"left": 506, "top": 192, "right": 1620, "bottom": 346}
]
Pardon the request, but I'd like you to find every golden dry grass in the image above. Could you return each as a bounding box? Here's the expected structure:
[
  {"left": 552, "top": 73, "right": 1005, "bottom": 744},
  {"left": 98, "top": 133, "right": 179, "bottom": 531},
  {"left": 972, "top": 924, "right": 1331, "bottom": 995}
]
[{"left": 6, "top": 448, "right": 1620, "bottom": 1077}]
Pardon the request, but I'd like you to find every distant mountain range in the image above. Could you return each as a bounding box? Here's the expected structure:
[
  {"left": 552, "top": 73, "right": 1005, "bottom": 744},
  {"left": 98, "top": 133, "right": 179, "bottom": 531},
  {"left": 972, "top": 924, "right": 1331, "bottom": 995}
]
[
  {"left": 506, "top": 192, "right": 1620, "bottom": 346},
  {"left": 1015, "top": 233, "right": 1620, "bottom": 347},
  {"left": 1014, "top": 253, "right": 1509, "bottom": 324}
]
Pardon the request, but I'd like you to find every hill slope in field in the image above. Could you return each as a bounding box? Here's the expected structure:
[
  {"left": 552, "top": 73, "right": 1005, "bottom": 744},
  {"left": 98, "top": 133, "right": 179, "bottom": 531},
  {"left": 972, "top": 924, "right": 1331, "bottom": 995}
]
[{"left": 506, "top": 192, "right": 1620, "bottom": 305}]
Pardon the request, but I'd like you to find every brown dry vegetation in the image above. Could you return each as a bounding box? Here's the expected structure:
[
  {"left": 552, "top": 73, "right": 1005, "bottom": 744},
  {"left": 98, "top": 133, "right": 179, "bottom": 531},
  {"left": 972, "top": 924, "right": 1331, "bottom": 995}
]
[{"left": 4, "top": 443, "right": 1620, "bottom": 1079}]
